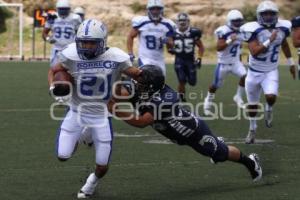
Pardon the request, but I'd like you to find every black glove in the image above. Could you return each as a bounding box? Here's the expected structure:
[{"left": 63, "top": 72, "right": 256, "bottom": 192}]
[{"left": 194, "top": 58, "right": 202, "bottom": 69}]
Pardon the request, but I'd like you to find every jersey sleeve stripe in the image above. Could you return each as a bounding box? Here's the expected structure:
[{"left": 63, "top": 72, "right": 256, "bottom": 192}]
[
  {"left": 85, "top": 19, "right": 92, "bottom": 35},
  {"left": 133, "top": 20, "right": 152, "bottom": 29}
]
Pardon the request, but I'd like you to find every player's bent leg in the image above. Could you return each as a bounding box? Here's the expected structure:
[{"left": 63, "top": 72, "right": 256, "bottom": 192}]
[{"left": 56, "top": 129, "right": 81, "bottom": 161}]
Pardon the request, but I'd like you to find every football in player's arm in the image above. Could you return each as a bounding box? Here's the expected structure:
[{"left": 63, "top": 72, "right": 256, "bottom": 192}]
[
  {"left": 169, "top": 12, "right": 204, "bottom": 102},
  {"left": 108, "top": 65, "right": 262, "bottom": 183}
]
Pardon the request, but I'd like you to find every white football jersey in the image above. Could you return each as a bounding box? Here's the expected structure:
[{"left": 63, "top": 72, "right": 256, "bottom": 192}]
[
  {"left": 240, "top": 20, "right": 291, "bottom": 72},
  {"left": 214, "top": 25, "right": 243, "bottom": 64},
  {"left": 45, "top": 13, "right": 82, "bottom": 50},
  {"left": 58, "top": 43, "right": 132, "bottom": 116},
  {"left": 132, "top": 16, "right": 175, "bottom": 64}
]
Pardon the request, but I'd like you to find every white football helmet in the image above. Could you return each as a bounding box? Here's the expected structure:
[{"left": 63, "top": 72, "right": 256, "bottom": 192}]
[
  {"left": 257, "top": 0, "right": 279, "bottom": 27},
  {"left": 75, "top": 19, "right": 108, "bottom": 60},
  {"left": 74, "top": 6, "right": 85, "bottom": 20},
  {"left": 147, "top": 0, "right": 164, "bottom": 21},
  {"left": 176, "top": 12, "right": 190, "bottom": 31},
  {"left": 227, "top": 9, "right": 244, "bottom": 30},
  {"left": 56, "top": 0, "right": 71, "bottom": 18}
]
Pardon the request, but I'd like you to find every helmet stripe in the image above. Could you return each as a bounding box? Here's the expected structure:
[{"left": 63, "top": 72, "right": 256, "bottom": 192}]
[{"left": 85, "top": 19, "right": 92, "bottom": 35}]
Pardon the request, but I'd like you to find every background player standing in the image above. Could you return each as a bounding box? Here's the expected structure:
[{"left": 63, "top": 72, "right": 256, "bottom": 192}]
[{"left": 170, "top": 12, "right": 204, "bottom": 102}]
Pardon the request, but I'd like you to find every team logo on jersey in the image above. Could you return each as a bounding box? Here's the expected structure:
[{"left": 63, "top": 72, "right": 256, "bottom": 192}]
[
  {"left": 199, "top": 135, "right": 218, "bottom": 153},
  {"left": 77, "top": 61, "right": 118, "bottom": 70}
]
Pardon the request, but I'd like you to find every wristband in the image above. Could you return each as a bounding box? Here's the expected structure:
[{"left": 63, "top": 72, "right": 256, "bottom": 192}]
[
  {"left": 225, "top": 38, "right": 232, "bottom": 45},
  {"left": 262, "top": 39, "right": 271, "bottom": 48},
  {"left": 287, "top": 57, "right": 295, "bottom": 66}
]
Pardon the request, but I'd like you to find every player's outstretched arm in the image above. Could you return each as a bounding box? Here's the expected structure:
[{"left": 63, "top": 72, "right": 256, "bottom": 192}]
[
  {"left": 108, "top": 97, "right": 154, "bottom": 128},
  {"left": 123, "top": 67, "right": 142, "bottom": 80},
  {"left": 282, "top": 39, "right": 296, "bottom": 79}
]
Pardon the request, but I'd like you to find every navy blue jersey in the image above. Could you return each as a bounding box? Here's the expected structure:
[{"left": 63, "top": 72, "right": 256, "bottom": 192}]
[
  {"left": 173, "top": 27, "right": 202, "bottom": 60},
  {"left": 128, "top": 85, "right": 199, "bottom": 143},
  {"left": 292, "top": 16, "right": 300, "bottom": 28},
  {"left": 125, "top": 84, "right": 229, "bottom": 162}
]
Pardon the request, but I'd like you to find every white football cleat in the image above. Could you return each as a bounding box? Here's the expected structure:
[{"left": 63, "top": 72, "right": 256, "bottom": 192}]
[
  {"left": 245, "top": 129, "right": 256, "bottom": 144},
  {"left": 248, "top": 153, "right": 262, "bottom": 182},
  {"left": 264, "top": 110, "right": 273, "bottom": 128},
  {"left": 77, "top": 173, "right": 98, "bottom": 199},
  {"left": 233, "top": 95, "right": 245, "bottom": 109},
  {"left": 203, "top": 96, "right": 212, "bottom": 115}
]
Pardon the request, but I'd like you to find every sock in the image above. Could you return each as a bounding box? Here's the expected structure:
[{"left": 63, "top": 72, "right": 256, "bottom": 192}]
[
  {"left": 249, "top": 118, "right": 257, "bottom": 130},
  {"left": 207, "top": 92, "right": 215, "bottom": 101},
  {"left": 237, "top": 152, "right": 255, "bottom": 172},
  {"left": 88, "top": 173, "right": 99, "bottom": 184},
  {"left": 236, "top": 86, "right": 245, "bottom": 98},
  {"left": 265, "top": 103, "right": 272, "bottom": 112}
]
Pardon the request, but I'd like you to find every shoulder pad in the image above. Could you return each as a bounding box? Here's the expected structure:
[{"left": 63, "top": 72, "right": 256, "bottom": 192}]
[
  {"left": 291, "top": 16, "right": 300, "bottom": 28},
  {"left": 277, "top": 19, "right": 292, "bottom": 29},
  {"left": 61, "top": 43, "right": 80, "bottom": 61},
  {"left": 104, "top": 47, "right": 130, "bottom": 63},
  {"left": 214, "top": 25, "right": 228, "bottom": 36},
  {"left": 240, "top": 22, "right": 262, "bottom": 42},
  {"left": 132, "top": 16, "right": 149, "bottom": 28},
  {"left": 240, "top": 22, "right": 261, "bottom": 33},
  {"left": 190, "top": 27, "right": 202, "bottom": 38},
  {"left": 72, "top": 13, "right": 82, "bottom": 22},
  {"left": 162, "top": 18, "right": 176, "bottom": 27}
]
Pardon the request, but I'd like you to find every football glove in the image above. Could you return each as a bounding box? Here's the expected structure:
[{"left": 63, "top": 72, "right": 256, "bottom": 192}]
[
  {"left": 128, "top": 53, "right": 135, "bottom": 63},
  {"left": 194, "top": 58, "right": 202, "bottom": 69}
]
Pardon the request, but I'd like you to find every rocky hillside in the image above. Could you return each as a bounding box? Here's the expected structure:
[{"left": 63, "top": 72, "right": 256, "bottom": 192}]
[{"left": 3, "top": 0, "right": 296, "bottom": 35}]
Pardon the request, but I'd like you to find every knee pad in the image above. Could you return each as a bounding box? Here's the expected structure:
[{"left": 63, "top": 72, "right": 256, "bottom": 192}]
[
  {"left": 95, "top": 141, "right": 112, "bottom": 166},
  {"left": 211, "top": 142, "right": 229, "bottom": 163}
]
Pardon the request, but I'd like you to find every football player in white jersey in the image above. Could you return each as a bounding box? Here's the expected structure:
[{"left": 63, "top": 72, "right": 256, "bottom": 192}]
[
  {"left": 127, "top": 0, "right": 175, "bottom": 76},
  {"left": 43, "top": 0, "right": 82, "bottom": 67},
  {"left": 74, "top": 6, "right": 85, "bottom": 21},
  {"left": 203, "top": 10, "right": 246, "bottom": 115},
  {"left": 48, "top": 19, "right": 141, "bottom": 198},
  {"left": 240, "top": 1, "right": 296, "bottom": 144}
]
